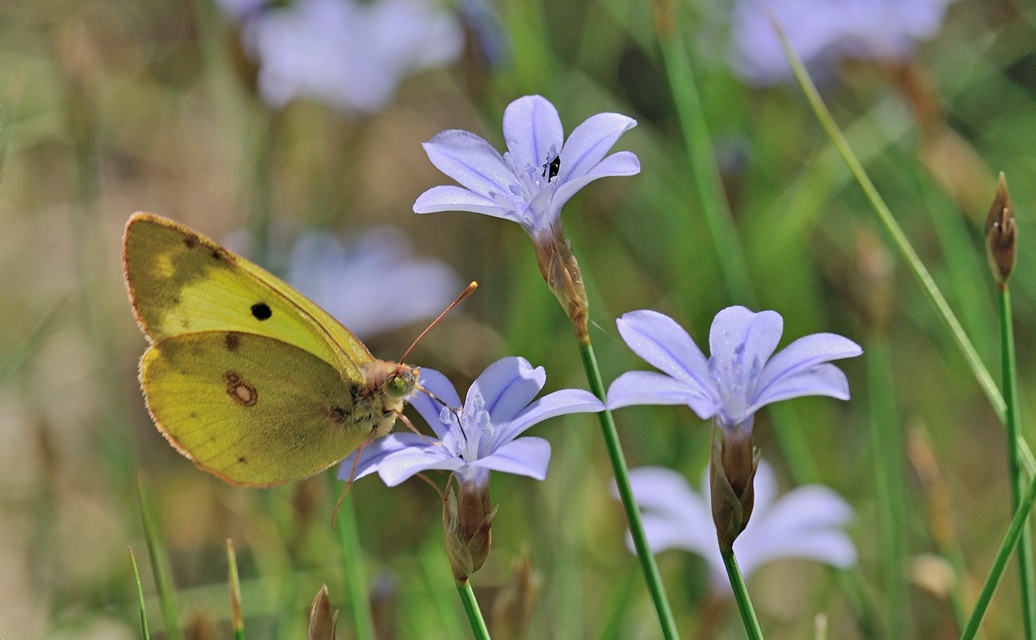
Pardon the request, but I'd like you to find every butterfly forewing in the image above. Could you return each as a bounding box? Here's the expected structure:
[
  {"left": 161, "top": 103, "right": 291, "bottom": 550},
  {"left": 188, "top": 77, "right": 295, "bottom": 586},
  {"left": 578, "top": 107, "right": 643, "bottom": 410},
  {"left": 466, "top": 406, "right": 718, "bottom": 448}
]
[{"left": 123, "top": 212, "right": 374, "bottom": 379}]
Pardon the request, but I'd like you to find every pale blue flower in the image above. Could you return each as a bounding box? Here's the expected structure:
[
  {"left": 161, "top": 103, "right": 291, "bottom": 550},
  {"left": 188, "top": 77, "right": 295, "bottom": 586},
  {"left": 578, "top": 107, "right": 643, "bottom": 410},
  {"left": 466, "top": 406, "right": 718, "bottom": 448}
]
[
  {"left": 624, "top": 460, "right": 857, "bottom": 591},
  {"left": 221, "top": 0, "right": 464, "bottom": 112},
  {"left": 340, "top": 357, "right": 604, "bottom": 487},
  {"left": 286, "top": 227, "right": 461, "bottom": 340},
  {"left": 731, "top": 0, "right": 957, "bottom": 85},
  {"left": 607, "top": 307, "right": 862, "bottom": 432},
  {"left": 413, "top": 95, "right": 640, "bottom": 244}
]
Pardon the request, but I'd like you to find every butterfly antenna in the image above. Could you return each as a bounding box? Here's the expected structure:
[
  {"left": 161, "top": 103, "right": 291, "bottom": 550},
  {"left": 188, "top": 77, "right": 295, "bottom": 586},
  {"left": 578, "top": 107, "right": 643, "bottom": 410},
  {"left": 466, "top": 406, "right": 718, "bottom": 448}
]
[
  {"left": 331, "top": 428, "right": 379, "bottom": 529},
  {"left": 399, "top": 281, "right": 477, "bottom": 363}
]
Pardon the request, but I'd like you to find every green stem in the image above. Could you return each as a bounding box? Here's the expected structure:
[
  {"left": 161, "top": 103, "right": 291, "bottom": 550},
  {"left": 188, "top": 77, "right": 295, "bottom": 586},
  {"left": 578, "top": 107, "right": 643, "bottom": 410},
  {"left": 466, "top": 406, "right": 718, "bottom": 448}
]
[
  {"left": 780, "top": 23, "right": 1034, "bottom": 474},
  {"left": 578, "top": 340, "right": 680, "bottom": 640},
  {"left": 866, "top": 336, "right": 909, "bottom": 637},
  {"left": 656, "top": 15, "right": 756, "bottom": 305},
  {"left": 961, "top": 469, "right": 1036, "bottom": 640},
  {"left": 129, "top": 548, "right": 151, "bottom": 640},
  {"left": 456, "top": 581, "right": 491, "bottom": 640},
  {"left": 135, "top": 475, "right": 183, "bottom": 640},
  {"left": 721, "top": 549, "right": 764, "bottom": 640},
  {"left": 998, "top": 286, "right": 1036, "bottom": 638},
  {"left": 336, "top": 494, "right": 377, "bottom": 640}
]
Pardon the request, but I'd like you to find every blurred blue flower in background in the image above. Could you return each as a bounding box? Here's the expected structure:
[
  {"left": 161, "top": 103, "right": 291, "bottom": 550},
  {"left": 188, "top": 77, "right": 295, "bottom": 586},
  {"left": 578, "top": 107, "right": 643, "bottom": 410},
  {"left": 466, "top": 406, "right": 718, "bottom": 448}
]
[
  {"left": 607, "top": 307, "right": 862, "bottom": 433},
  {"left": 286, "top": 227, "right": 461, "bottom": 340},
  {"left": 218, "top": 0, "right": 464, "bottom": 112},
  {"left": 730, "top": 0, "right": 957, "bottom": 84},
  {"left": 225, "top": 223, "right": 460, "bottom": 340},
  {"left": 413, "top": 94, "right": 640, "bottom": 245},
  {"left": 340, "top": 357, "right": 603, "bottom": 488},
  {"left": 623, "top": 460, "right": 857, "bottom": 591}
]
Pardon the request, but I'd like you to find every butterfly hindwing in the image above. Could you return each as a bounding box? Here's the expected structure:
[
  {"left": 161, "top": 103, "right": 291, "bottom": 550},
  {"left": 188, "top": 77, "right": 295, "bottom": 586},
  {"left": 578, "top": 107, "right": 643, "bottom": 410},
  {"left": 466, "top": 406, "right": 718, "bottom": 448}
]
[{"left": 140, "top": 331, "right": 389, "bottom": 486}]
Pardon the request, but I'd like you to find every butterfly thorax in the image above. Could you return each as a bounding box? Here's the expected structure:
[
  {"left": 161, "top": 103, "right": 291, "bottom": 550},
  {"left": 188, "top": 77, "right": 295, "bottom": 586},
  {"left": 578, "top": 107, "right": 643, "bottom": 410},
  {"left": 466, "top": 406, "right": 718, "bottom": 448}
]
[{"left": 360, "top": 360, "right": 420, "bottom": 438}]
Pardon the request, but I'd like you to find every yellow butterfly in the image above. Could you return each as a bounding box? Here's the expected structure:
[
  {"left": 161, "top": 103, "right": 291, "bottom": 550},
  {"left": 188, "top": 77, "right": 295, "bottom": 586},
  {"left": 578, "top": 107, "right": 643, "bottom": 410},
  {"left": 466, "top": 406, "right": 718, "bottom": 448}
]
[{"left": 123, "top": 212, "right": 421, "bottom": 487}]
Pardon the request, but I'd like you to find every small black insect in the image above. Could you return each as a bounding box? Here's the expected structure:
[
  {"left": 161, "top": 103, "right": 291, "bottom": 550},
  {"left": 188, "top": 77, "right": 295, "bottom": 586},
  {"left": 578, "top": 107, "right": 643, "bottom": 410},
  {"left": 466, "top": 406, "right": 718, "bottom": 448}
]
[{"left": 541, "top": 154, "right": 561, "bottom": 182}]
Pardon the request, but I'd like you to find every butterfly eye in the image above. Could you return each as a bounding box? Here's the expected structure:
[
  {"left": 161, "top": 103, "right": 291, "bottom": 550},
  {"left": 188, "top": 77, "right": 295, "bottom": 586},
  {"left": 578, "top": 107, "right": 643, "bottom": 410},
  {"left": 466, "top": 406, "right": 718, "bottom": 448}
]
[{"left": 386, "top": 370, "right": 415, "bottom": 398}]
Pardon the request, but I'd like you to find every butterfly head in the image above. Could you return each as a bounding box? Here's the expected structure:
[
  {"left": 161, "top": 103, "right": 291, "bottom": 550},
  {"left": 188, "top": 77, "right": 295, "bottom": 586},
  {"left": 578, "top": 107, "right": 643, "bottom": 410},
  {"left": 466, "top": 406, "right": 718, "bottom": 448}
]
[{"left": 387, "top": 364, "right": 420, "bottom": 399}]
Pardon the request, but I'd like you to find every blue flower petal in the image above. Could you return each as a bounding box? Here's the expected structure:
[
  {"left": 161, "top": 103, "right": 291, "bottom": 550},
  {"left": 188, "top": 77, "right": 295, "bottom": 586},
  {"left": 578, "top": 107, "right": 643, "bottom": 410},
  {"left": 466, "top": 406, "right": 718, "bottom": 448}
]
[
  {"left": 606, "top": 370, "right": 719, "bottom": 418},
  {"left": 412, "top": 368, "right": 461, "bottom": 438},
  {"left": 338, "top": 432, "right": 431, "bottom": 481},
  {"left": 377, "top": 445, "right": 462, "bottom": 486},
  {"left": 708, "top": 306, "right": 783, "bottom": 370},
  {"left": 421, "top": 130, "right": 515, "bottom": 197},
  {"left": 497, "top": 388, "right": 603, "bottom": 444},
  {"left": 558, "top": 112, "right": 638, "bottom": 180},
  {"left": 552, "top": 151, "right": 642, "bottom": 216},
  {"left": 413, "top": 185, "right": 511, "bottom": 219},
  {"left": 502, "top": 95, "right": 563, "bottom": 168},
  {"left": 474, "top": 437, "right": 551, "bottom": 480},
  {"left": 616, "top": 310, "right": 712, "bottom": 389},
  {"left": 468, "top": 357, "right": 545, "bottom": 426},
  {"left": 756, "top": 333, "right": 862, "bottom": 392}
]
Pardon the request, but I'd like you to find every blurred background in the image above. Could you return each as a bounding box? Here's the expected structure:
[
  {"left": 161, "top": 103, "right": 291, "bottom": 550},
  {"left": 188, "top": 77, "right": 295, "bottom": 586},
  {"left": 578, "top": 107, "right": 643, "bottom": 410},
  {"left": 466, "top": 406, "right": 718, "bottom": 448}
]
[{"left": 1, "top": 0, "right": 1035, "bottom": 637}]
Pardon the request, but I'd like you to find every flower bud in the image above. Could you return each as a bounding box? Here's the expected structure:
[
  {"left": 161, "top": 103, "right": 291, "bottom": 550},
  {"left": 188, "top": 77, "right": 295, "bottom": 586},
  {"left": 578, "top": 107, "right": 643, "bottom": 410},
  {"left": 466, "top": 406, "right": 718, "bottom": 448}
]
[
  {"left": 443, "top": 477, "right": 498, "bottom": 584},
  {"left": 308, "top": 584, "right": 338, "bottom": 640},
  {"left": 985, "top": 172, "right": 1017, "bottom": 287},
  {"left": 710, "top": 422, "right": 760, "bottom": 553},
  {"left": 533, "top": 223, "right": 590, "bottom": 342}
]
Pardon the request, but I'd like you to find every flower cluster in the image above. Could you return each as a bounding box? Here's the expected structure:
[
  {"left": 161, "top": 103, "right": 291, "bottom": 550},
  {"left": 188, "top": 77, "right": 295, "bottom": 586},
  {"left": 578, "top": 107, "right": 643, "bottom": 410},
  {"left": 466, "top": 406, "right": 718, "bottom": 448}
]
[
  {"left": 358, "top": 94, "right": 863, "bottom": 617},
  {"left": 341, "top": 357, "right": 603, "bottom": 582}
]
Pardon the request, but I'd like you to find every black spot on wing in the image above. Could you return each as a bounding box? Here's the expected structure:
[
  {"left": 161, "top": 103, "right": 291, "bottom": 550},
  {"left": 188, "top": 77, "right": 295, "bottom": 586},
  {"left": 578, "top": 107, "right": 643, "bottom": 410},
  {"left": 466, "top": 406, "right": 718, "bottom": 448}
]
[
  {"left": 224, "top": 332, "right": 241, "bottom": 352},
  {"left": 250, "top": 302, "right": 272, "bottom": 321}
]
